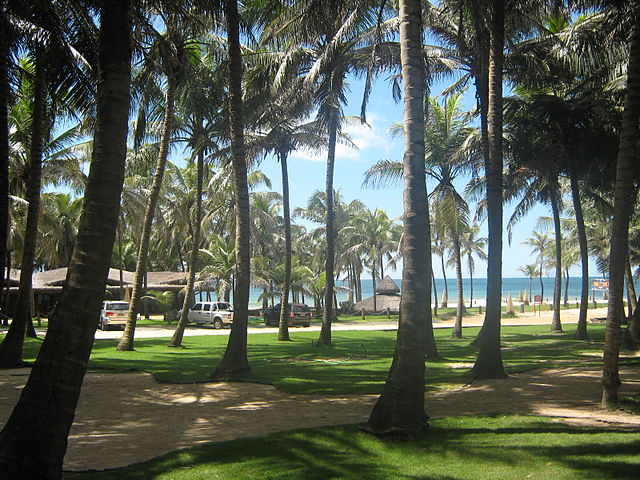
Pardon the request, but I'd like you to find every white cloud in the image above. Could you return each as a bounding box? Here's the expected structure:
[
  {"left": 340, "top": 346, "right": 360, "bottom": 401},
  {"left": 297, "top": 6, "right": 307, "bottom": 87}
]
[{"left": 289, "top": 113, "right": 398, "bottom": 163}]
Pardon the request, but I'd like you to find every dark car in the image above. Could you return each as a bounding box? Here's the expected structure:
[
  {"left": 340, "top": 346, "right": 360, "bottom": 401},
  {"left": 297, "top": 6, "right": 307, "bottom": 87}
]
[{"left": 264, "top": 303, "right": 312, "bottom": 327}]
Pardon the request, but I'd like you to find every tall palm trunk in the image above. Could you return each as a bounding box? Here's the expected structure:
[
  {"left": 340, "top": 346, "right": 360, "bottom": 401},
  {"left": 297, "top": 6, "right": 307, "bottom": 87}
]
[
  {"left": 278, "top": 148, "right": 291, "bottom": 341},
  {"left": 563, "top": 268, "right": 569, "bottom": 308},
  {"left": 472, "top": 0, "right": 506, "bottom": 378},
  {"left": 602, "top": 16, "right": 640, "bottom": 409},
  {"left": 425, "top": 197, "right": 438, "bottom": 359},
  {"left": 539, "top": 264, "right": 544, "bottom": 301},
  {"left": 215, "top": 0, "right": 251, "bottom": 378},
  {"left": 372, "top": 259, "right": 377, "bottom": 312},
  {"left": 624, "top": 259, "right": 637, "bottom": 317},
  {"left": 0, "top": 5, "right": 8, "bottom": 313},
  {"left": 0, "top": 3, "right": 132, "bottom": 476},
  {"left": 364, "top": 0, "right": 430, "bottom": 436},
  {"left": 318, "top": 115, "right": 338, "bottom": 346},
  {"left": 452, "top": 232, "right": 464, "bottom": 339},
  {"left": 550, "top": 182, "right": 562, "bottom": 332},
  {"left": 0, "top": 48, "right": 46, "bottom": 367},
  {"left": 469, "top": 259, "right": 474, "bottom": 309},
  {"left": 439, "top": 252, "right": 448, "bottom": 307},
  {"left": 569, "top": 165, "right": 589, "bottom": 339},
  {"left": 116, "top": 75, "right": 176, "bottom": 351},
  {"left": 169, "top": 149, "right": 204, "bottom": 347}
]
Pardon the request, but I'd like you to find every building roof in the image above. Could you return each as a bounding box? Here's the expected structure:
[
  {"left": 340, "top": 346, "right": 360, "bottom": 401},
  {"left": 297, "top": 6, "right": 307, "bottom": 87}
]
[
  {"left": 375, "top": 275, "right": 400, "bottom": 295},
  {"left": 354, "top": 293, "right": 401, "bottom": 313}
]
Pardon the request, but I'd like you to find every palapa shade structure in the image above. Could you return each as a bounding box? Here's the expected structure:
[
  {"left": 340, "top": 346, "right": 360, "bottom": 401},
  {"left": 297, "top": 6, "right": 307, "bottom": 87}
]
[{"left": 354, "top": 275, "right": 401, "bottom": 313}]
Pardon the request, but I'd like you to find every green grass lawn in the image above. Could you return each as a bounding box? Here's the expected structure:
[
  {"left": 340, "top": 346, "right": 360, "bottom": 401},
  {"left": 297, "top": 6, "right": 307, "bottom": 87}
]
[
  {"left": 65, "top": 415, "right": 640, "bottom": 480},
  {"left": 16, "top": 323, "right": 631, "bottom": 395}
]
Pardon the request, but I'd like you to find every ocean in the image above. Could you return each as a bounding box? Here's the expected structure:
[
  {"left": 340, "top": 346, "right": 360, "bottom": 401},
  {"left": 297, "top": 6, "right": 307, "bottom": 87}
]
[{"left": 237, "top": 277, "right": 615, "bottom": 309}]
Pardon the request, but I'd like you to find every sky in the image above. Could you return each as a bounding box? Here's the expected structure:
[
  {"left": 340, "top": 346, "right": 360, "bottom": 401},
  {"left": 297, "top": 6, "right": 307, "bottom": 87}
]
[{"left": 254, "top": 73, "right": 574, "bottom": 280}]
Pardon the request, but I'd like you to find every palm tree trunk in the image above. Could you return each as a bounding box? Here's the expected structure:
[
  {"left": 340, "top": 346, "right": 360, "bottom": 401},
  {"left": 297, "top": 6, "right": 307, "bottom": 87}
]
[
  {"left": 472, "top": 0, "right": 506, "bottom": 378},
  {"left": 539, "top": 265, "right": 544, "bottom": 302},
  {"left": 0, "top": 3, "right": 132, "bottom": 475},
  {"left": 278, "top": 148, "right": 291, "bottom": 341},
  {"left": 469, "top": 259, "right": 474, "bottom": 309},
  {"left": 432, "top": 269, "right": 438, "bottom": 316},
  {"left": 452, "top": 232, "right": 464, "bottom": 339},
  {"left": 364, "top": 0, "right": 430, "bottom": 437},
  {"left": 318, "top": 115, "right": 338, "bottom": 346},
  {"left": 550, "top": 183, "right": 562, "bottom": 332},
  {"left": 563, "top": 267, "right": 569, "bottom": 308},
  {"left": 0, "top": 48, "right": 46, "bottom": 367},
  {"left": 0, "top": 6, "right": 9, "bottom": 313},
  {"left": 602, "top": 17, "right": 640, "bottom": 409},
  {"left": 116, "top": 75, "right": 176, "bottom": 351},
  {"left": 425, "top": 192, "right": 438, "bottom": 359},
  {"left": 569, "top": 165, "right": 589, "bottom": 339},
  {"left": 169, "top": 148, "right": 204, "bottom": 347},
  {"left": 216, "top": 0, "right": 251, "bottom": 378},
  {"left": 439, "top": 253, "right": 448, "bottom": 307},
  {"left": 624, "top": 258, "right": 637, "bottom": 318},
  {"left": 372, "top": 259, "right": 377, "bottom": 312}
]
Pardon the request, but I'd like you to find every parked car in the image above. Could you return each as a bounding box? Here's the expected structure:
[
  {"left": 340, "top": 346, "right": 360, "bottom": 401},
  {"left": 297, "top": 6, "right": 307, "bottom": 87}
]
[
  {"left": 264, "top": 303, "right": 312, "bottom": 327},
  {"left": 99, "top": 301, "right": 130, "bottom": 330},
  {"left": 187, "top": 301, "right": 233, "bottom": 329}
]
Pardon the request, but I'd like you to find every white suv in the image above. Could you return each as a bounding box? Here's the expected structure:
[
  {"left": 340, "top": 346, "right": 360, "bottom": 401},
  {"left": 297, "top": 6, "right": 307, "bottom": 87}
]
[
  {"left": 99, "top": 301, "right": 130, "bottom": 330},
  {"left": 187, "top": 301, "right": 233, "bottom": 329}
]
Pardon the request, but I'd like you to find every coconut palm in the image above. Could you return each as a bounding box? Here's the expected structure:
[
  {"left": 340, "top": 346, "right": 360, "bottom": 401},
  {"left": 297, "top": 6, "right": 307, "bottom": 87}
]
[
  {"left": 517, "top": 263, "right": 539, "bottom": 305},
  {"left": 117, "top": 10, "right": 203, "bottom": 351},
  {"left": 460, "top": 224, "right": 487, "bottom": 309},
  {"left": 0, "top": 1, "right": 132, "bottom": 474},
  {"left": 364, "top": 0, "right": 431, "bottom": 437},
  {"left": 602, "top": 5, "right": 640, "bottom": 409}
]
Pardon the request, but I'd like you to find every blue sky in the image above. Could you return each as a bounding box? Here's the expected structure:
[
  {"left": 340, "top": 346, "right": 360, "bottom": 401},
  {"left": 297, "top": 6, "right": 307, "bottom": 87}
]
[{"left": 255, "top": 73, "right": 572, "bottom": 279}]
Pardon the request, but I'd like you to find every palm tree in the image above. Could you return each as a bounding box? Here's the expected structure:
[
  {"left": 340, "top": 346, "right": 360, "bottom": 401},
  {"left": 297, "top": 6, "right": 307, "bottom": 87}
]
[
  {"left": 0, "top": 1, "right": 132, "bottom": 475},
  {"left": 364, "top": 0, "right": 430, "bottom": 437},
  {"left": 215, "top": 0, "right": 252, "bottom": 378},
  {"left": 602, "top": 6, "right": 640, "bottom": 409},
  {"left": 460, "top": 224, "right": 487, "bottom": 309},
  {"left": 523, "top": 231, "right": 552, "bottom": 304},
  {"left": 517, "top": 263, "right": 539, "bottom": 305},
  {"left": 118, "top": 11, "right": 200, "bottom": 351}
]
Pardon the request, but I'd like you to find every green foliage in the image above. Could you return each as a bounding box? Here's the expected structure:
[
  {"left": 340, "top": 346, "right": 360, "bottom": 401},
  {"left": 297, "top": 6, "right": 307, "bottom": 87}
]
[{"left": 66, "top": 415, "right": 640, "bottom": 479}]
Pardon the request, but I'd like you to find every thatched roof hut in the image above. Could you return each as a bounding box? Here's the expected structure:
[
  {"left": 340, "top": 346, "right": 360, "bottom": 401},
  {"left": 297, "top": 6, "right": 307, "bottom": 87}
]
[
  {"left": 354, "top": 276, "right": 401, "bottom": 313},
  {"left": 376, "top": 275, "right": 400, "bottom": 295}
]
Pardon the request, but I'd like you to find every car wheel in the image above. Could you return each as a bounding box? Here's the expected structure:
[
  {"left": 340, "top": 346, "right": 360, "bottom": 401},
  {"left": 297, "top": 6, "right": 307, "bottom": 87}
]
[{"left": 213, "top": 318, "right": 223, "bottom": 329}]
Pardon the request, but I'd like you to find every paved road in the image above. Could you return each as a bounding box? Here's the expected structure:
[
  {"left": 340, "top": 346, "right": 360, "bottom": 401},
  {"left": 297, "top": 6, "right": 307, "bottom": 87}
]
[{"left": 1, "top": 307, "right": 608, "bottom": 340}]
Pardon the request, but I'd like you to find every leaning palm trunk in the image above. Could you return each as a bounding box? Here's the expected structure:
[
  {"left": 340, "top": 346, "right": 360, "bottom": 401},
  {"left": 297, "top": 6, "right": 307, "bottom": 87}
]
[
  {"left": 0, "top": 49, "right": 46, "bottom": 367},
  {"left": 569, "top": 166, "right": 589, "bottom": 339},
  {"left": 0, "top": 3, "right": 132, "bottom": 476},
  {"left": 439, "top": 253, "right": 448, "bottom": 307},
  {"left": 550, "top": 182, "right": 562, "bottom": 332},
  {"left": 452, "top": 232, "right": 464, "bottom": 339},
  {"left": 472, "top": 0, "right": 506, "bottom": 379},
  {"left": 425, "top": 196, "right": 439, "bottom": 359},
  {"left": 624, "top": 259, "right": 637, "bottom": 317},
  {"left": 0, "top": 6, "right": 8, "bottom": 313},
  {"left": 116, "top": 76, "right": 176, "bottom": 351},
  {"left": 318, "top": 116, "right": 338, "bottom": 346},
  {"left": 602, "top": 16, "right": 640, "bottom": 409},
  {"left": 169, "top": 150, "right": 204, "bottom": 347},
  {"left": 364, "top": 0, "right": 430, "bottom": 437},
  {"left": 215, "top": 0, "right": 251, "bottom": 378},
  {"left": 278, "top": 148, "right": 291, "bottom": 341}
]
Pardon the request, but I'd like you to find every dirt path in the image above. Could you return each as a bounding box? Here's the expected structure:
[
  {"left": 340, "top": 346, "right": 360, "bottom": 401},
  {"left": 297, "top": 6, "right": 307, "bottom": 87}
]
[{"left": 1, "top": 363, "right": 639, "bottom": 472}]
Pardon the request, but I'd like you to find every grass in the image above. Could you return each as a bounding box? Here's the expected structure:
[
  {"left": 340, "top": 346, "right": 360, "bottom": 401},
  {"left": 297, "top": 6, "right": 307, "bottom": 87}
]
[
  {"left": 16, "top": 323, "right": 627, "bottom": 395},
  {"left": 65, "top": 415, "right": 640, "bottom": 479}
]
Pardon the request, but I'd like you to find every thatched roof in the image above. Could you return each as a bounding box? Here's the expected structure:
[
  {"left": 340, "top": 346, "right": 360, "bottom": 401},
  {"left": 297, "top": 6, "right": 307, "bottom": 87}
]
[
  {"left": 146, "top": 271, "right": 188, "bottom": 286},
  {"left": 354, "top": 293, "right": 401, "bottom": 314},
  {"left": 33, "top": 268, "right": 136, "bottom": 288},
  {"left": 375, "top": 276, "right": 400, "bottom": 295}
]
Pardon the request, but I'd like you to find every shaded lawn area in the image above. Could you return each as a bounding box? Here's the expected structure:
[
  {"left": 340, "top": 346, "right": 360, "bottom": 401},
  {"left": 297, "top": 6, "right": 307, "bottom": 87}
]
[
  {"left": 65, "top": 415, "right": 640, "bottom": 480},
  {"left": 16, "top": 324, "right": 631, "bottom": 395}
]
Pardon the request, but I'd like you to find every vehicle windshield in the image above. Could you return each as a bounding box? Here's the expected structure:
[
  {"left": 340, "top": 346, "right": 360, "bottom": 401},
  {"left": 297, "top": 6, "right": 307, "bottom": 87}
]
[{"left": 105, "top": 303, "right": 128, "bottom": 310}]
